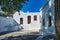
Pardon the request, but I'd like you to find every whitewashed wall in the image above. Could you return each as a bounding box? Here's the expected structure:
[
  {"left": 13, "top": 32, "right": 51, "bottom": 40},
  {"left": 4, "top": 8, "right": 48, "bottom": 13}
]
[
  {"left": 40, "top": 0, "right": 55, "bottom": 35},
  {"left": 0, "top": 17, "right": 20, "bottom": 33},
  {"left": 13, "top": 11, "right": 42, "bottom": 31}
]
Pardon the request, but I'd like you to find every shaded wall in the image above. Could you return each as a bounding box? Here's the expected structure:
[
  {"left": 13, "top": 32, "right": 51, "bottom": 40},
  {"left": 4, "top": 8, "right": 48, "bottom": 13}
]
[{"left": 55, "top": 0, "right": 60, "bottom": 39}]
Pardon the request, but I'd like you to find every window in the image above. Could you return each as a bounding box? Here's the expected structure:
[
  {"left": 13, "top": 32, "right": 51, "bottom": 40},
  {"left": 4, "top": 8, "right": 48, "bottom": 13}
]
[
  {"left": 20, "top": 18, "right": 23, "bottom": 24},
  {"left": 28, "top": 16, "right": 31, "bottom": 24},
  {"left": 48, "top": 15, "right": 51, "bottom": 26},
  {"left": 34, "top": 15, "right": 37, "bottom": 21},
  {"left": 18, "top": 12, "right": 20, "bottom": 15},
  {"left": 43, "top": 18, "right": 45, "bottom": 26}
]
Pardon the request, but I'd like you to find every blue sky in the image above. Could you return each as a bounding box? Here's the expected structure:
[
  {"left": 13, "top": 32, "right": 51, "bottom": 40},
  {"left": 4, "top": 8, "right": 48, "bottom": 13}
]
[{"left": 21, "top": 0, "right": 46, "bottom": 12}]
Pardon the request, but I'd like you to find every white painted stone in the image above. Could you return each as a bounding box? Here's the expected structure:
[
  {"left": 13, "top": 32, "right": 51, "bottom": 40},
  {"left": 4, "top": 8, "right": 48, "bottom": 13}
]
[{"left": 13, "top": 11, "right": 42, "bottom": 31}]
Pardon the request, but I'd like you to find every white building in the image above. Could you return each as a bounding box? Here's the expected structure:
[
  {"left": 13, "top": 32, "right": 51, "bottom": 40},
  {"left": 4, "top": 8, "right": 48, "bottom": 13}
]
[
  {"left": 40, "top": 0, "right": 55, "bottom": 35},
  {"left": 0, "top": 6, "right": 22, "bottom": 33},
  {"left": 13, "top": 11, "right": 42, "bottom": 31},
  {"left": 0, "top": 16, "right": 22, "bottom": 33}
]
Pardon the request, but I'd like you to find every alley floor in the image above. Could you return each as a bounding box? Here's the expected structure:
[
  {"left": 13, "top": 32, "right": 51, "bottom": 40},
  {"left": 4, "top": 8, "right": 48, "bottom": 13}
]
[{"left": 0, "top": 30, "right": 40, "bottom": 40}]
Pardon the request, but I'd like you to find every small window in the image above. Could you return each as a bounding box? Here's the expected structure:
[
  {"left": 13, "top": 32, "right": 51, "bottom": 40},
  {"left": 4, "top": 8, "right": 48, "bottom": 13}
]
[
  {"left": 20, "top": 18, "right": 23, "bottom": 24},
  {"left": 48, "top": 15, "right": 51, "bottom": 26},
  {"left": 28, "top": 16, "right": 31, "bottom": 24},
  {"left": 18, "top": 12, "right": 20, "bottom": 15},
  {"left": 34, "top": 15, "right": 37, "bottom": 21},
  {"left": 43, "top": 18, "right": 45, "bottom": 26}
]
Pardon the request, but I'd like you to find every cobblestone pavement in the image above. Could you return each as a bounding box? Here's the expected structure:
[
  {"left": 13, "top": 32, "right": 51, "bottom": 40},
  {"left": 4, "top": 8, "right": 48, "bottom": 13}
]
[
  {"left": 1, "top": 35, "right": 40, "bottom": 40},
  {"left": 0, "top": 30, "right": 40, "bottom": 40}
]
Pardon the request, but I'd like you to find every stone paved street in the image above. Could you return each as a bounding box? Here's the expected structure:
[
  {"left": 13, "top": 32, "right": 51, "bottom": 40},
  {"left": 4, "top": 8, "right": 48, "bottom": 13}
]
[
  {"left": 1, "top": 35, "right": 40, "bottom": 40},
  {"left": 0, "top": 30, "right": 40, "bottom": 40}
]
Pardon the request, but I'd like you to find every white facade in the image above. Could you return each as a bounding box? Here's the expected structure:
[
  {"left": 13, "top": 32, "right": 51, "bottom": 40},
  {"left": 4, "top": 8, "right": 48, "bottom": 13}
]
[
  {"left": 0, "top": 17, "right": 21, "bottom": 33},
  {"left": 40, "top": 0, "right": 55, "bottom": 35},
  {"left": 13, "top": 11, "right": 42, "bottom": 31}
]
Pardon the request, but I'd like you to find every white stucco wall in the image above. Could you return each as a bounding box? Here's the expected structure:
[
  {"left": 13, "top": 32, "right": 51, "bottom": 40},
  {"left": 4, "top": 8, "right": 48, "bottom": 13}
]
[
  {"left": 40, "top": 0, "right": 55, "bottom": 35},
  {"left": 13, "top": 11, "right": 42, "bottom": 31}
]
